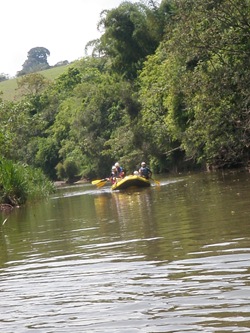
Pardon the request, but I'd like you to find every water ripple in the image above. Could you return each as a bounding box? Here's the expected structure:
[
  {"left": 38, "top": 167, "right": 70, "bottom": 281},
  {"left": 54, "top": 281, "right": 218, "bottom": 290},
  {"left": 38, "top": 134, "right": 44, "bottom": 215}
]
[{"left": 1, "top": 242, "right": 250, "bottom": 332}]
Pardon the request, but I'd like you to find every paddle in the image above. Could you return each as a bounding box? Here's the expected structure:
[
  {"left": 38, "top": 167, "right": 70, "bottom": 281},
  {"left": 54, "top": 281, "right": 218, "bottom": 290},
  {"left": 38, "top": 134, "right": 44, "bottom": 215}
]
[
  {"left": 150, "top": 177, "right": 160, "bottom": 186},
  {"left": 96, "top": 180, "right": 109, "bottom": 188},
  {"left": 91, "top": 179, "right": 108, "bottom": 186}
]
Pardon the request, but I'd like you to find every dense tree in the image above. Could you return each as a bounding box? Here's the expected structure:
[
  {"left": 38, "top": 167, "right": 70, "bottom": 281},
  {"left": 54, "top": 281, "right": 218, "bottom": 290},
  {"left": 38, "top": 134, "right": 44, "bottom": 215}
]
[
  {"left": 138, "top": 0, "right": 250, "bottom": 169},
  {"left": 16, "top": 73, "right": 50, "bottom": 96},
  {"left": 171, "top": 0, "right": 250, "bottom": 167},
  {"left": 90, "top": 1, "right": 170, "bottom": 79},
  {"left": 0, "top": 98, "right": 45, "bottom": 163},
  {"left": 17, "top": 47, "right": 50, "bottom": 76},
  {"left": 1, "top": 0, "right": 250, "bottom": 182},
  {"left": 138, "top": 47, "right": 187, "bottom": 171}
]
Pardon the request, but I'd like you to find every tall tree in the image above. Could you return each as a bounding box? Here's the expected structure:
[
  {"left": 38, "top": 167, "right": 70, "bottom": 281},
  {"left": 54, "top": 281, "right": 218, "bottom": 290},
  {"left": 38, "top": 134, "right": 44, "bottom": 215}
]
[
  {"left": 17, "top": 47, "right": 50, "bottom": 76},
  {"left": 171, "top": 0, "right": 250, "bottom": 167},
  {"left": 92, "top": 1, "right": 168, "bottom": 79}
]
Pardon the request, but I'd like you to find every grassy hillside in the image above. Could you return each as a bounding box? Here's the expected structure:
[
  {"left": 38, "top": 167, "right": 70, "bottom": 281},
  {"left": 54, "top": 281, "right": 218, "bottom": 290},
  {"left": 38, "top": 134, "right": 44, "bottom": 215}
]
[{"left": 0, "top": 64, "right": 71, "bottom": 101}]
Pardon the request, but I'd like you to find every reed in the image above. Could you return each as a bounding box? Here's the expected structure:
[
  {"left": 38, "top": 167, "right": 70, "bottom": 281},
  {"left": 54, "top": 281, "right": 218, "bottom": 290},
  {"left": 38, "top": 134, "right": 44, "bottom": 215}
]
[{"left": 0, "top": 158, "right": 54, "bottom": 206}]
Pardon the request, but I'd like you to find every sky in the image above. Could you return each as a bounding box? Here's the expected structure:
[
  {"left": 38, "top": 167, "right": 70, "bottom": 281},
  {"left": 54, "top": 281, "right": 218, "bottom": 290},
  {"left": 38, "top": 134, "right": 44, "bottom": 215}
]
[{"left": 1, "top": 0, "right": 137, "bottom": 77}]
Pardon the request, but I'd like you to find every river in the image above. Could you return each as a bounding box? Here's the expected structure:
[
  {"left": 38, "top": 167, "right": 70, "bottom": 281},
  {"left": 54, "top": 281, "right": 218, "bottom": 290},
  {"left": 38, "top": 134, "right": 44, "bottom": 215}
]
[{"left": 0, "top": 171, "right": 250, "bottom": 332}]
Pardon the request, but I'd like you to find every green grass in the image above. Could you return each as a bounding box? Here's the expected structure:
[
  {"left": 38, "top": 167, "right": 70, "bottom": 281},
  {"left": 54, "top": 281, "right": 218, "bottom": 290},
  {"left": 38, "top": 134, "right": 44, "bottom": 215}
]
[
  {"left": 0, "top": 64, "right": 72, "bottom": 101},
  {"left": 0, "top": 157, "right": 55, "bottom": 206}
]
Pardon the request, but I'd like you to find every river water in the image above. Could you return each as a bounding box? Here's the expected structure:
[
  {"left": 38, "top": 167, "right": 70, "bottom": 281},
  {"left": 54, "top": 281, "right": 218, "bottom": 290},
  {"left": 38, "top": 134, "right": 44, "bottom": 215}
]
[{"left": 0, "top": 171, "right": 250, "bottom": 332}]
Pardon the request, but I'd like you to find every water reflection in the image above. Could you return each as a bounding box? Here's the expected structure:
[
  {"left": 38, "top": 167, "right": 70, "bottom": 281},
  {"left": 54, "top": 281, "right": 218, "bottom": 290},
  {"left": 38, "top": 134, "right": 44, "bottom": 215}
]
[
  {"left": 110, "top": 189, "right": 153, "bottom": 222},
  {"left": 0, "top": 171, "right": 250, "bottom": 332}
]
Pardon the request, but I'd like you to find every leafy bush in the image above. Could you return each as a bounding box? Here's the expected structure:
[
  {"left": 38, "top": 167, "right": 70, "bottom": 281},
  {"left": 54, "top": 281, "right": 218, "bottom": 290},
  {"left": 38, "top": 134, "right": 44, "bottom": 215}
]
[
  {"left": 64, "top": 159, "right": 79, "bottom": 183},
  {"left": 55, "top": 162, "right": 66, "bottom": 180},
  {"left": 55, "top": 159, "right": 79, "bottom": 183}
]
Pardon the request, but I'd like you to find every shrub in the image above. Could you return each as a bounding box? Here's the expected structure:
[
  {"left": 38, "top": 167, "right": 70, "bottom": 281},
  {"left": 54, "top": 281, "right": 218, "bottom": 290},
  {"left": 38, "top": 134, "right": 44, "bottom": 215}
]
[
  {"left": 0, "top": 157, "right": 54, "bottom": 206},
  {"left": 64, "top": 159, "right": 79, "bottom": 183},
  {"left": 55, "top": 162, "right": 67, "bottom": 180}
]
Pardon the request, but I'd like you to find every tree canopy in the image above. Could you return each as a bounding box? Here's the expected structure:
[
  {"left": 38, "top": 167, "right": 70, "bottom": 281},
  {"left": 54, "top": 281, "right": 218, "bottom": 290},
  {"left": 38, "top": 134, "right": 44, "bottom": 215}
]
[
  {"left": 87, "top": 0, "right": 171, "bottom": 79},
  {"left": 17, "top": 47, "right": 50, "bottom": 76},
  {"left": 1, "top": 0, "right": 250, "bottom": 182}
]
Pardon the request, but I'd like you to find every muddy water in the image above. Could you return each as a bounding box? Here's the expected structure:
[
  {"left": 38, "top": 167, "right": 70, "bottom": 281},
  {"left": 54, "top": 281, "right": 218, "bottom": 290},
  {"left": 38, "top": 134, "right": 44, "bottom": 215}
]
[{"left": 0, "top": 171, "right": 249, "bottom": 332}]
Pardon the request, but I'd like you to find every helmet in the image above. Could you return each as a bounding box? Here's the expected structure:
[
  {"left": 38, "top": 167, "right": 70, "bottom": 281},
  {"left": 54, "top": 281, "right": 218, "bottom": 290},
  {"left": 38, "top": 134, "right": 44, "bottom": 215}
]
[
  {"left": 141, "top": 162, "right": 146, "bottom": 166},
  {"left": 112, "top": 166, "right": 117, "bottom": 170},
  {"left": 134, "top": 171, "right": 139, "bottom": 175},
  {"left": 115, "top": 162, "right": 120, "bottom": 167}
]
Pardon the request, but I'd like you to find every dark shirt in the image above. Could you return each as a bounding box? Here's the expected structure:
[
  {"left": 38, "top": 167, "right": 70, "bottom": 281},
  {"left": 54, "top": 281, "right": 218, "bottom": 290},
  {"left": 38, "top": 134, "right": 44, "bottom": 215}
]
[
  {"left": 139, "top": 166, "right": 152, "bottom": 179},
  {"left": 116, "top": 166, "right": 124, "bottom": 177}
]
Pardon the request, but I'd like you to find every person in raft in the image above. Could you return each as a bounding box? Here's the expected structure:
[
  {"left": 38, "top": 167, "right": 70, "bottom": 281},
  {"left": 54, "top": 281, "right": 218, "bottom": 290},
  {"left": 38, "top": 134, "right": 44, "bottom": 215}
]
[
  {"left": 138, "top": 162, "right": 152, "bottom": 179},
  {"left": 108, "top": 165, "right": 119, "bottom": 184},
  {"left": 115, "top": 162, "right": 125, "bottom": 178}
]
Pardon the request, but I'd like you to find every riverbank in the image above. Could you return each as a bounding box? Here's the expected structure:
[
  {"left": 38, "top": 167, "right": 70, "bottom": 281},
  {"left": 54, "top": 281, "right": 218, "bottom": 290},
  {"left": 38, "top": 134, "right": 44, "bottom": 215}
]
[{"left": 54, "top": 179, "right": 89, "bottom": 187}]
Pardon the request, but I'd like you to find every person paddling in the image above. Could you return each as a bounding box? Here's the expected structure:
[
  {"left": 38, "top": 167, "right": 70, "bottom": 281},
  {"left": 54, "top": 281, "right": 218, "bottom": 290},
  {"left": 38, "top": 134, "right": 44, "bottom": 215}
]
[
  {"left": 108, "top": 166, "right": 119, "bottom": 184},
  {"left": 114, "top": 162, "right": 125, "bottom": 178},
  {"left": 138, "top": 162, "right": 152, "bottom": 179}
]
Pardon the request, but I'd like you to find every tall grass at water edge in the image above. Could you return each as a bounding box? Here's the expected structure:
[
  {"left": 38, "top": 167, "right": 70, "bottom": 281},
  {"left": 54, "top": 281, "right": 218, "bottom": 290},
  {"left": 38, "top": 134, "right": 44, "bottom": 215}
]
[{"left": 0, "top": 158, "right": 55, "bottom": 206}]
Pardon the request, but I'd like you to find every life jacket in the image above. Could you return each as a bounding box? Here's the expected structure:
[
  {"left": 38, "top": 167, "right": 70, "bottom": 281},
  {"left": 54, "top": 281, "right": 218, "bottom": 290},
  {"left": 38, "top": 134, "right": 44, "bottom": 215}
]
[
  {"left": 116, "top": 166, "right": 124, "bottom": 177},
  {"left": 110, "top": 170, "right": 118, "bottom": 183},
  {"left": 139, "top": 166, "right": 151, "bottom": 179}
]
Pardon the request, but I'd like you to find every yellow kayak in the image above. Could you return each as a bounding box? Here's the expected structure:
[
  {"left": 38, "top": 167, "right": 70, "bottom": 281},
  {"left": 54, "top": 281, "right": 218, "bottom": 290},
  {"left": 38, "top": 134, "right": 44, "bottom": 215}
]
[{"left": 111, "top": 175, "right": 151, "bottom": 191}]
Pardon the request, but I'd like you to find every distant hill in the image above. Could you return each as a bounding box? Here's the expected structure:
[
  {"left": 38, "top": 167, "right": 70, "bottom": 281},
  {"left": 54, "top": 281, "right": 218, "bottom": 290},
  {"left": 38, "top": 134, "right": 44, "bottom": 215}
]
[{"left": 0, "top": 64, "right": 71, "bottom": 101}]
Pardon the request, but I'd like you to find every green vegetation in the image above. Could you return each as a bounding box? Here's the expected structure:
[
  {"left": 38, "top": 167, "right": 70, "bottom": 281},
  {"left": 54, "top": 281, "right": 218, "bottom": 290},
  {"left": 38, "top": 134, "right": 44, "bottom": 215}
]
[
  {"left": 0, "top": 78, "right": 18, "bottom": 101},
  {"left": 55, "top": 159, "right": 80, "bottom": 183},
  {"left": 0, "top": 157, "right": 54, "bottom": 207},
  {"left": 17, "top": 47, "right": 51, "bottom": 77},
  {"left": 0, "top": 64, "right": 71, "bottom": 101},
  {"left": 0, "top": 0, "right": 250, "bottom": 207}
]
